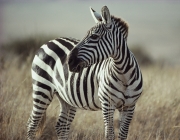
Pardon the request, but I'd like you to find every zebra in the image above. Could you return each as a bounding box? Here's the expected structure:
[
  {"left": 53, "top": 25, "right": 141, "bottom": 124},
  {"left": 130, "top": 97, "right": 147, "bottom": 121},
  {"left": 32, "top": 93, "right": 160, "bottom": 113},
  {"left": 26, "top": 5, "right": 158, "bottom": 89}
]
[{"left": 27, "top": 5, "right": 143, "bottom": 140}]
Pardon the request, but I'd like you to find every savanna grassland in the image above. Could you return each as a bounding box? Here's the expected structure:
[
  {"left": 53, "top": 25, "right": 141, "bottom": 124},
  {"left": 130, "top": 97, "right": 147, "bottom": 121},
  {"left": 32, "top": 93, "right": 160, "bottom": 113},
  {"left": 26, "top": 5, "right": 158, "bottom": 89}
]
[{"left": 0, "top": 37, "right": 180, "bottom": 140}]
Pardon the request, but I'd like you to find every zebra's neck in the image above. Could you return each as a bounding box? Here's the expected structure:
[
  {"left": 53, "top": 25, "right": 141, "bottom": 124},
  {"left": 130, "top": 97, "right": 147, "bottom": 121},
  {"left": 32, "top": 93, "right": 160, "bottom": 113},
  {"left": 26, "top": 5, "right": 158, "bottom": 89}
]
[{"left": 110, "top": 37, "right": 136, "bottom": 85}]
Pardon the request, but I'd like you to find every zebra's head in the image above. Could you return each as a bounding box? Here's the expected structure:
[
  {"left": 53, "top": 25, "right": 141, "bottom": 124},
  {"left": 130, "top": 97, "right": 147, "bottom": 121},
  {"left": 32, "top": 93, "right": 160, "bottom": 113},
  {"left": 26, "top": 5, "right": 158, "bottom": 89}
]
[{"left": 68, "top": 6, "right": 125, "bottom": 72}]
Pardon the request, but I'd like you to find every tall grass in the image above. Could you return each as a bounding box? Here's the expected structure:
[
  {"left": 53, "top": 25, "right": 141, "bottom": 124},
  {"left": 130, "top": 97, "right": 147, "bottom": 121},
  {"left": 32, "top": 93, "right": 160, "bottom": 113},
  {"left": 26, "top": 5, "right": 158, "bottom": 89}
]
[
  {"left": 1, "top": 57, "right": 180, "bottom": 140},
  {"left": 0, "top": 37, "right": 180, "bottom": 139}
]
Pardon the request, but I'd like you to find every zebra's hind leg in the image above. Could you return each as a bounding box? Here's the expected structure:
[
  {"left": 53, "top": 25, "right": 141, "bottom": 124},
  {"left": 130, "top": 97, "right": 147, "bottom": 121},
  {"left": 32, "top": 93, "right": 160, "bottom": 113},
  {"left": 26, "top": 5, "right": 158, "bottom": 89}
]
[
  {"left": 27, "top": 87, "right": 54, "bottom": 140},
  {"left": 101, "top": 103, "right": 116, "bottom": 140},
  {"left": 55, "top": 93, "right": 76, "bottom": 140},
  {"left": 118, "top": 105, "right": 135, "bottom": 140}
]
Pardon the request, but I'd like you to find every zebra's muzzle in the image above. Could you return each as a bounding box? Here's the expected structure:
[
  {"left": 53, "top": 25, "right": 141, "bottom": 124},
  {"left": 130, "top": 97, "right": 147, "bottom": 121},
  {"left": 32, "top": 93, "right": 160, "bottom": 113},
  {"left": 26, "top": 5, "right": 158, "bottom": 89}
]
[{"left": 68, "top": 57, "right": 85, "bottom": 73}]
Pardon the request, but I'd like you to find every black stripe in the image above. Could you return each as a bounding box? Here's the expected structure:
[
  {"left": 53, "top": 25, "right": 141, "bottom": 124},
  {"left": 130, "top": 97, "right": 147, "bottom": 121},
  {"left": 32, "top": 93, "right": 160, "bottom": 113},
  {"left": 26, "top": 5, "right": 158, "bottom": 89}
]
[
  {"left": 100, "top": 40, "right": 108, "bottom": 59},
  {"left": 63, "top": 64, "right": 69, "bottom": 81},
  {"left": 33, "top": 104, "right": 46, "bottom": 110},
  {"left": 101, "top": 94, "right": 111, "bottom": 104},
  {"left": 63, "top": 37, "right": 79, "bottom": 45},
  {"left": 95, "top": 44, "right": 100, "bottom": 62},
  {"left": 98, "top": 42, "right": 105, "bottom": 61},
  {"left": 34, "top": 91, "right": 51, "bottom": 102},
  {"left": 134, "top": 73, "right": 143, "bottom": 91},
  {"left": 127, "top": 61, "right": 135, "bottom": 79},
  {"left": 32, "top": 64, "right": 53, "bottom": 83},
  {"left": 81, "top": 48, "right": 94, "bottom": 62},
  {"left": 83, "top": 68, "right": 90, "bottom": 108},
  {"left": 135, "top": 59, "right": 140, "bottom": 79},
  {"left": 129, "top": 78, "right": 135, "bottom": 87},
  {"left": 76, "top": 71, "right": 85, "bottom": 108},
  {"left": 32, "top": 79, "right": 51, "bottom": 92},
  {"left": 70, "top": 73, "right": 78, "bottom": 106},
  {"left": 32, "top": 115, "right": 41, "bottom": 119},
  {"left": 33, "top": 111, "right": 43, "bottom": 115},
  {"left": 123, "top": 51, "right": 133, "bottom": 74},
  {"left": 117, "top": 38, "right": 126, "bottom": 65},
  {"left": 36, "top": 48, "right": 56, "bottom": 70},
  {"left": 96, "top": 61, "right": 103, "bottom": 78},
  {"left": 129, "top": 68, "right": 136, "bottom": 81},
  {"left": 33, "top": 98, "right": 47, "bottom": 105},
  {"left": 103, "top": 85, "right": 118, "bottom": 103},
  {"left": 104, "top": 34, "right": 111, "bottom": 54},
  {"left": 46, "top": 41, "right": 67, "bottom": 64},
  {"left": 91, "top": 67, "right": 101, "bottom": 109},
  {"left": 55, "top": 69, "right": 64, "bottom": 87},
  {"left": 106, "top": 76, "right": 130, "bottom": 99},
  {"left": 58, "top": 86, "right": 70, "bottom": 104},
  {"left": 79, "top": 53, "right": 90, "bottom": 62},
  {"left": 56, "top": 38, "right": 74, "bottom": 50}
]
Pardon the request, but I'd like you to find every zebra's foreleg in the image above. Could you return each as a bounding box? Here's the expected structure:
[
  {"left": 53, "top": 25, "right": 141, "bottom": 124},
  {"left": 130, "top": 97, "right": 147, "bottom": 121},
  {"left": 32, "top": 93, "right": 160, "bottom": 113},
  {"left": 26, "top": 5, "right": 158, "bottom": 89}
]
[
  {"left": 55, "top": 94, "right": 76, "bottom": 140},
  {"left": 118, "top": 105, "right": 135, "bottom": 140},
  {"left": 101, "top": 103, "right": 116, "bottom": 140},
  {"left": 27, "top": 89, "right": 54, "bottom": 140}
]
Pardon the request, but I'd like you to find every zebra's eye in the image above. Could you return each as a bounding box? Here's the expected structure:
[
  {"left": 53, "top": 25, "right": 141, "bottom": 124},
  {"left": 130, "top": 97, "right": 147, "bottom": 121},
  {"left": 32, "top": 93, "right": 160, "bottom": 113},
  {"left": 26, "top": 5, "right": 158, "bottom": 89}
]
[{"left": 91, "top": 34, "right": 99, "bottom": 39}]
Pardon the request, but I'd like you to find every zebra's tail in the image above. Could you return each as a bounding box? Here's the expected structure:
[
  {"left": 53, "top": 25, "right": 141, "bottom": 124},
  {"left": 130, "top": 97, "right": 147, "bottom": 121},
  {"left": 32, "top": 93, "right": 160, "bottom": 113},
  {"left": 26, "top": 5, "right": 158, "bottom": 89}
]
[{"left": 36, "top": 112, "right": 46, "bottom": 137}]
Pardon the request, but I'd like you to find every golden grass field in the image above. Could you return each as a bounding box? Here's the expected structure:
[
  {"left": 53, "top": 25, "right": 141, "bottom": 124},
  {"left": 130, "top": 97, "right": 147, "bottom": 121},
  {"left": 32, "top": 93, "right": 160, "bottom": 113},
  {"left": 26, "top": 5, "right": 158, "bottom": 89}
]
[{"left": 0, "top": 46, "right": 180, "bottom": 140}]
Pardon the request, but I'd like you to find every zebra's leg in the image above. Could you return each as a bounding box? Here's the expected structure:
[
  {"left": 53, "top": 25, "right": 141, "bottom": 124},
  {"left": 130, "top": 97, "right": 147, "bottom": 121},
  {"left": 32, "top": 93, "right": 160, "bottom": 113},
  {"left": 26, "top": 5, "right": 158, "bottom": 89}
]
[
  {"left": 118, "top": 105, "right": 135, "bottom": 140},
  {"left": 101, "top": 103, "right": 116, "bottom": 140},
  {"left": 55, "top": 94, "right": 76, "bottom": 140},
  {"left": 27, "top": 88, "right": 54, "bottom": 140}
]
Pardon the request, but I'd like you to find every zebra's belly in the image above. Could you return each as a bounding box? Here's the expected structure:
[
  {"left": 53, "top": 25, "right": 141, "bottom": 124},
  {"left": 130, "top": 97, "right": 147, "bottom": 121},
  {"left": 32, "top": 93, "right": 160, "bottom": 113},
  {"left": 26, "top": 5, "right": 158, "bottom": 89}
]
[{"left": 59, "top": 87, "right": 102, "bottom": 111}]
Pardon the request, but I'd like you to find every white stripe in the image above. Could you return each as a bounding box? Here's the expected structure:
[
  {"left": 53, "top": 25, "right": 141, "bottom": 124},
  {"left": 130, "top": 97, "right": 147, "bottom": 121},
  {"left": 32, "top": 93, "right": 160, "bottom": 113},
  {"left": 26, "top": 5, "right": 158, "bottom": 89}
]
[
  {"left": 31, "top": 70, "right": 54, "bottom": 90},
  {"left": 73, "top": 73, "right": 82, "bottom": 107},
  {"left": 32, "top": 106, "right": 45, "bottom": 114},
  {"left": 55, "top": 59, "right": 65, "bottom": 84},
  {"left": 41, "top": 44, "right": 58, "bottom": 60},
  {"left": 79, "top": 70, "right": 86, "bottom": 106},
  {"left": 33, "top": 101, "right": 48, "bottom": 108},
  {"left": 32, "top": 84, "right": 53, "bottom": 101},
  {"left": 33, "top": 55, "right": 53, "bottom": 77},
  {"left": 66, "top": 73, "right": 76, "bottom": 106},
  {"left": 50, "top": 40, "right": 70, "bottom": 54},
  {"left": 33, "top": 56, "right": 64, "bottom": 91},
  {"left": 86, "top": 68, "right": 96, "bottom": 109},
  {"left": 33, "top": 95, "right": 50, "bottom": 106},
  {"left": 60, "top": 37, "right": 77, "bottom": 46}
]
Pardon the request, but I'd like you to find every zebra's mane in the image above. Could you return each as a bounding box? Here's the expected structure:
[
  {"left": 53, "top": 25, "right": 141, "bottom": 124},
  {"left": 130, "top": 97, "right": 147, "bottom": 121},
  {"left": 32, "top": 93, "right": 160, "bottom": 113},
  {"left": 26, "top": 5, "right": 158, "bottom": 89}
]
[{"left": 111, "top": 15, "right": 129, "bottom": 39}]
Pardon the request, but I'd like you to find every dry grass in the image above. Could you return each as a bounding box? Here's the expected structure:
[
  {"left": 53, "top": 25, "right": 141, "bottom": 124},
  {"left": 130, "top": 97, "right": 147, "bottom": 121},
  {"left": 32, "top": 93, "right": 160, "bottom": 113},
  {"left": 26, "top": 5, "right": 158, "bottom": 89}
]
[{"left": 0, "top": 55, "right": 180, "bottom": 140}]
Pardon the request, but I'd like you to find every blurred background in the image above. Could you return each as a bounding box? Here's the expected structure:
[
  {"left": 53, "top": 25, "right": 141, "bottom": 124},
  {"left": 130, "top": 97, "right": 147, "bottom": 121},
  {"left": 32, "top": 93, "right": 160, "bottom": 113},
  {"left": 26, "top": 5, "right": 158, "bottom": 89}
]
[{"left": 0, "top": 0, "right": 180, "bottom": 64}]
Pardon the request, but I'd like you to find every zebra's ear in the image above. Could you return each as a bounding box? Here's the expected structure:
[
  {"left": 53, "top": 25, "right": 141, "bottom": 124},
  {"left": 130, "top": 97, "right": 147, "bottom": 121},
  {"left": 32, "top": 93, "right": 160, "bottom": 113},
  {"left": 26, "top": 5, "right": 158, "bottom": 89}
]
[
  {"left": 101, "top": 6, "right": 111, "bottom": 26},
  {"left": 90, "top": 7, "right": 102, "bottom": 23}
]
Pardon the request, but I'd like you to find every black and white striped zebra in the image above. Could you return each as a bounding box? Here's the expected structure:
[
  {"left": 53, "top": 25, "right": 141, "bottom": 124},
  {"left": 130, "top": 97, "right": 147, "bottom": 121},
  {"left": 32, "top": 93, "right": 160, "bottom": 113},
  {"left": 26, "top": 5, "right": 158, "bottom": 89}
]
[{"left": 27, "top": 6, "right": 143, "bottom": 140}]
